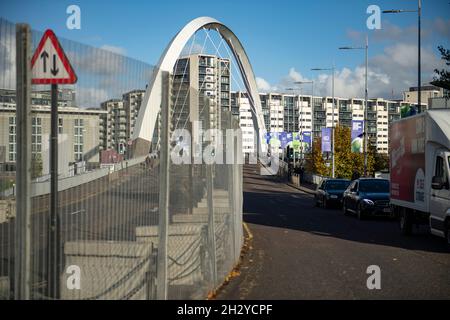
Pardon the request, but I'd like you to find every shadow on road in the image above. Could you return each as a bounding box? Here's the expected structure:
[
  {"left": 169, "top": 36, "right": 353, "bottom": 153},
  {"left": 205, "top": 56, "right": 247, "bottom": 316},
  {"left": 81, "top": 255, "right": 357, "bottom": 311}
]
[{"left": 242, "top": 171, "right": 450, "bottom": 255}]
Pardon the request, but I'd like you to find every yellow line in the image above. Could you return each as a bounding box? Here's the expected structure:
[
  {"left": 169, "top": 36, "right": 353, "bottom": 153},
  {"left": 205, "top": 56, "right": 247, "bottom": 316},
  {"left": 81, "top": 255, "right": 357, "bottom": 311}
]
[{"left": 243, "top": 222, "right": 253, "bottom": 240}]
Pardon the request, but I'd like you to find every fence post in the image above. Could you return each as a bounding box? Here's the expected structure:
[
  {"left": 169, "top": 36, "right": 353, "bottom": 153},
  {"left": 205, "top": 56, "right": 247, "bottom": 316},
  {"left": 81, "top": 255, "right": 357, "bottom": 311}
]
[
  {"left": 14, "top": 23, "right": 32, "bottom": 300},
  {"left": 205, "top": 98, "right": 217, "bottom": 288},
  {"left": 228, "top": 112, "right": 236, "bottom": 262},
  {"left": 156, "top": 71, "right": 170, "bottom": 300}
]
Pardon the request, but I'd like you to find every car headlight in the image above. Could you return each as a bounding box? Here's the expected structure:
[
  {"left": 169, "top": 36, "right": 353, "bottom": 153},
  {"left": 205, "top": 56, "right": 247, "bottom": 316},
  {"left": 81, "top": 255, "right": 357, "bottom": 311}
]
[{"left": 362, "top": 199, "right": 374, "bottom": 205}]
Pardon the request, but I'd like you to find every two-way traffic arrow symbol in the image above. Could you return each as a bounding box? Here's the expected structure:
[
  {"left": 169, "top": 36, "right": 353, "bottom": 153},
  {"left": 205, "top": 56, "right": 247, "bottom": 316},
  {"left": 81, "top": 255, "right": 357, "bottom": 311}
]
[
  {"left": 51, "top": 54, "right": 59, "bottom": 76},
  {"left": 39, "top": 51, "right": 59, "bottom": 75},
  {"left": 40, "top": 51, "right": 49, "bottom": 73}
]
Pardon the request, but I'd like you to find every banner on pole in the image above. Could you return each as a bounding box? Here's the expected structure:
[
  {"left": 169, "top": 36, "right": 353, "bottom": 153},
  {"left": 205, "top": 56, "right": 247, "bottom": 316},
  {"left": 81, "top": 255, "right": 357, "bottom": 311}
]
[
  {"left": 351, "top": 120, "right": 364, "bottom": 153},
  {"left": 321, "top": 128, "right": 331, "bottom": 152}
]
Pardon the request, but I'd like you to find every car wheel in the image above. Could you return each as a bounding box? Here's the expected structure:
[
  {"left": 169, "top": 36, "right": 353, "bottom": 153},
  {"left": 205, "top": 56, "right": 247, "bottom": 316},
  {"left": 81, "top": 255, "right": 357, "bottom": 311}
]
[
  {"left": 357, "top": 203, "right": 365, "bottom": 220},
  {"left": 323, "top": 198, "right": 328, "bottom": 209},
  {"left": 399, "top": 209, "right": 412, "bottom": 236}
]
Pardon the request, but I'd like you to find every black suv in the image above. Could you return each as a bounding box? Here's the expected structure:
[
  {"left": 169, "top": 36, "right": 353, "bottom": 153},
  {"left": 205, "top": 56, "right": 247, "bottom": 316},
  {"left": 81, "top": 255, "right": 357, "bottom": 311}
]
[
  {"left": 342, "top": 178, "right": 391, "bottom": 219},
  {"left": 315, "top": 179, "right": 351, "bottom": 208}
]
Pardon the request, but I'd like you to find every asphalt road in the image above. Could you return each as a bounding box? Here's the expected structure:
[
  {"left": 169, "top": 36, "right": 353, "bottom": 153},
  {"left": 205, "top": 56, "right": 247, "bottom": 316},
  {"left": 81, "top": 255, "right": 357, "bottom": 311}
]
[{"left": 218, "top": 164, "right": 450, "bottom": 300}]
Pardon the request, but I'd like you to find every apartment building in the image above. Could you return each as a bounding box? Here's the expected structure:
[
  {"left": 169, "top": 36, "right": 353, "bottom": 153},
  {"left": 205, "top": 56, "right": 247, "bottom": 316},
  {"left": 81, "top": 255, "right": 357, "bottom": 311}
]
[
  {"left": 232, "top": 92, "right": 255, "bottom": 154},
  {"left": 403, "top": 85, "right": 444, "bottom": 107},
  {"left": 232, "top": 91, "right": 405, "bottom": 155},
  {"left": 0, "top": 98, "right": 106, "bottom": 176},
  {"left": 100, "top": 99, "right": 126, "bottom": 152},
  {"left": 171, "top": 54, "right": 231, "bottom": 132}
]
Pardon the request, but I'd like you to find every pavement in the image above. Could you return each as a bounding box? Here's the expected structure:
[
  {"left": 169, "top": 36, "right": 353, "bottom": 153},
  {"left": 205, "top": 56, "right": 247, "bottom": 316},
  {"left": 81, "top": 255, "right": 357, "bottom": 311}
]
[{"left": 217, "top": 164, "right": 450, "bottom": 300}]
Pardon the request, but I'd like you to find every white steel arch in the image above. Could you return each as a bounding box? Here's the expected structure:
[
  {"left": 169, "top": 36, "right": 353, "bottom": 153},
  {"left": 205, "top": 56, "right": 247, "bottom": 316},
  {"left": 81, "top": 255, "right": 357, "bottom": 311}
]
[{"left": 132, "top": 16, "right": 266, "bottom": 155}]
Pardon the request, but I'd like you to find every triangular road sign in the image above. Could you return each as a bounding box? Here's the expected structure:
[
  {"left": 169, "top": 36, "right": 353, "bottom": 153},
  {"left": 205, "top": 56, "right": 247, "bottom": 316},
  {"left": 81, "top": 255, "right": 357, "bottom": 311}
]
[{"left": 31, "top": 29, "right": 77, "bottom": 84}]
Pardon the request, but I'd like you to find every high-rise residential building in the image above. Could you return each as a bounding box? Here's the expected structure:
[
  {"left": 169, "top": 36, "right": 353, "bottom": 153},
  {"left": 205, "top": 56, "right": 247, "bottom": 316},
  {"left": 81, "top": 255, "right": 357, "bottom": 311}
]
[
  {"left": 123, "top": 89, "right": 146, "bottom": 140},
  {"left": 232, "top": 91, "right": 405, "bottom": 155},
  {"left": 101, "top": 99, "right": 127, "bottom": 152},
  {"left": 232, "top": 92, "right": 255, "bottom": 154},
  {"left": 171, "top": 54, "right": 231, "bottom": 132}
]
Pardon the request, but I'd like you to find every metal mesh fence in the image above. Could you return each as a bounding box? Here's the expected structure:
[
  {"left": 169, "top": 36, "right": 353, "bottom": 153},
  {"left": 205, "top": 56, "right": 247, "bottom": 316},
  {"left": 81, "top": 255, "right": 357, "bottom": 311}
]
[{"left": 0, "top": 18, "right": 244, "bottom": 300}]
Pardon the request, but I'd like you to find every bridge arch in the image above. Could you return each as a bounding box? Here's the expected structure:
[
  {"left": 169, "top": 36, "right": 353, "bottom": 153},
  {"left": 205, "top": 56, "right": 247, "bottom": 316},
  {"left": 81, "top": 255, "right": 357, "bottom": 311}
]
[{"left": 132, "top": 16, "right": 266, "bottom": 156}]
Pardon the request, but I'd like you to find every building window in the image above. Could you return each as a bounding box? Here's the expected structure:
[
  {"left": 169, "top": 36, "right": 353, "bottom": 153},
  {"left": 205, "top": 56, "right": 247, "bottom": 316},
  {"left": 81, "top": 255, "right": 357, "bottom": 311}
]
[
  {"left": 8, "top": 116, "right": 16, "bottom": 162},
  {"left": 74, "top": 118, "right": 84, "bottom": 162},
  {"left": 31, "top": 117, "right": 42, "bottom": 155},
  {"left": 58, "top": 118, "right": 63, "bottom": 134}
]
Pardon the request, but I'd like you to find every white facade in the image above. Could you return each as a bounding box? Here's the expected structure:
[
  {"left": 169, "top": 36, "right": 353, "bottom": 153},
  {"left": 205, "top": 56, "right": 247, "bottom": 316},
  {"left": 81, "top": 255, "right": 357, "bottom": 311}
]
[
  {"left": 235, "top": 92, "right": 255, "bottom": 154},
  {"left": 233, "top": 92, "right": 406, "bottom": 155}
]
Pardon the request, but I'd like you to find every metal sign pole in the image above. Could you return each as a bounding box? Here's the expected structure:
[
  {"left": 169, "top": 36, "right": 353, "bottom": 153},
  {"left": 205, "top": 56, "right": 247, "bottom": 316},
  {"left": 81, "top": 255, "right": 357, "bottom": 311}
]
[{"left": 47, "top": 83, "right": 60, "bottom": 299}]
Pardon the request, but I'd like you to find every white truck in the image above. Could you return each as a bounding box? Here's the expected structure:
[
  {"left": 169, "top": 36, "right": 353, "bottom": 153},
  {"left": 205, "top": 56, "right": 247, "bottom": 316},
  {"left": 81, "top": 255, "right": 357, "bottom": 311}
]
[{"left": 389, "top": 109, "right": 450, "bottom": 245}]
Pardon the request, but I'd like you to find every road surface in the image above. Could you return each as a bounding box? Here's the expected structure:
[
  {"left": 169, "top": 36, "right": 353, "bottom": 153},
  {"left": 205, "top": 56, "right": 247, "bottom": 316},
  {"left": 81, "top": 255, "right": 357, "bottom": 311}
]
[{"left": 218, "top": 164, "right": 450, "bottom": 300}]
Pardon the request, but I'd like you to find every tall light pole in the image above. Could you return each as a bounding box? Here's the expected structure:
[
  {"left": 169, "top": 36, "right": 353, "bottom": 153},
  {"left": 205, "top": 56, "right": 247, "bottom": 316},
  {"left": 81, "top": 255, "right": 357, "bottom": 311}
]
[
  {"left": 285, "top": 87, "right": 297, "bottom": 166},
  {"left": 294, "top": 81, "right": 314, "bottom": 166},
  {"left": 383, "top": 0, "right": 422, "bottom": 112},
  {"left": 339, "top": 34, "right": 369, "bottom": 176},
  {"left": 312, "top": 67, "right": 335, "bottom": 178}
]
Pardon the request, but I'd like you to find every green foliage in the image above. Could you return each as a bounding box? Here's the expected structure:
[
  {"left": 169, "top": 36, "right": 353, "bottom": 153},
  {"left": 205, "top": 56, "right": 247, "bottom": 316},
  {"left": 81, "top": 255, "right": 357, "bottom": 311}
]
[
  {"left": 309, "top": 125, "right": 376, "bottom": 179},
  {"left": 309, "top": 136, "right": 329, "bottom": 177},
  {"left": 433, "top": 46, "right": 450, "bottom": 87},
  {"left": 31, "top": 153, "right": 43, "bottom": 179}
]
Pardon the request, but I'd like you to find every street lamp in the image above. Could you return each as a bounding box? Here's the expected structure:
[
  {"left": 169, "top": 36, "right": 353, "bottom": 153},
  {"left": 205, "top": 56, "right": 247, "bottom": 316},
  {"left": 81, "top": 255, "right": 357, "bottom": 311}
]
[
  {"left": 383, "top": 0, "right": 422, "bottom": 112},
  {"left": 285, "top": 87, "right": 297, "bottom": 167},
  {"left": 311, "top": 66, "right": 335, "bottom": 178},
  {"left": 339, "top": 34, "right": 369, "bottom": 176},
  {"left": 294, "top": 81, "right": 314, "bottom": 166}
]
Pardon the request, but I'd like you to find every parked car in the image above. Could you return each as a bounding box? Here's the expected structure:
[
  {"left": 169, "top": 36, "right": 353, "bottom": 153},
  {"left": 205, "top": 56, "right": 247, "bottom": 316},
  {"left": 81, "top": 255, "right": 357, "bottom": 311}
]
[
  {"left": 315, "top": 179, "right": 351, "bottom": 209},
  {"left": 342, "top": 178, "right": 391, "bottom": 219}
]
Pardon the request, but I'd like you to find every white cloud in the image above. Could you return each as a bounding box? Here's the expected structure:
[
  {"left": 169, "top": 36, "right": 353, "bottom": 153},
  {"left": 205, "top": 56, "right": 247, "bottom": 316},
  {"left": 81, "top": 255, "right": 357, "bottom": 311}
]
[
  {"left": 256, "top": 77, "right": 273, "bottom": 92},
  {"left": 257, "top": 41, "right": 445, "bottom": 100},
  {"left": 100, "top": 45, "right": 127, "bottom": 56}
]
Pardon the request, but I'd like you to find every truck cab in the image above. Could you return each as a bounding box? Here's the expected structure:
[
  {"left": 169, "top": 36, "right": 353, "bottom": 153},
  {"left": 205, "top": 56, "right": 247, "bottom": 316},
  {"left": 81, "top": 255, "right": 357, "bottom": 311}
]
[{"left": 430, "top": 150, "right": 450, "bottom": 242}]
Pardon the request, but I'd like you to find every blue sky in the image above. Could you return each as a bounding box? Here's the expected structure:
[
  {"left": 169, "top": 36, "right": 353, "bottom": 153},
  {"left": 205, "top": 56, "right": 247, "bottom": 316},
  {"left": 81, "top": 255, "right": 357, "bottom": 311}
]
[{"left": 1, "top": 0, "right": 449, "bottom": 99}]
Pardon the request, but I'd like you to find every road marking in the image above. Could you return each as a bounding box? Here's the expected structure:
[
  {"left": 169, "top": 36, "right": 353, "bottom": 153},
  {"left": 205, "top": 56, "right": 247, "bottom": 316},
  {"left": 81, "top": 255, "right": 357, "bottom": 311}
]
[{"left": 243, "top": 222, "right": 253, "bottom": 240}]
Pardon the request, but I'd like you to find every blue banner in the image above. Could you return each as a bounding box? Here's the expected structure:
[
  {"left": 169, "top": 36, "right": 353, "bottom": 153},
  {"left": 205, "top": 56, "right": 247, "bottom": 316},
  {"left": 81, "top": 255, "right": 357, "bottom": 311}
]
[
  {"left": 279, "top": 132, "right": 289, "bottom": 149},
  {"left": 351, "top": 120, "right": 364, "bottom": 153},
  {"left": 302, "top": 131, "right": 312, "bottom": 153},
  {"left": 321, "top": 128, "right": 331, "bottom": 152}
]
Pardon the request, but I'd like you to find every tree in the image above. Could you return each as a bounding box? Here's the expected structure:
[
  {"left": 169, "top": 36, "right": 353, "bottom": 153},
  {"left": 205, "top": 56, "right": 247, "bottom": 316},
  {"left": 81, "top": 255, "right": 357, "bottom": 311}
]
[
  {"left": 309, "top": 136, "right": 329, "bottom": 176},
  {"left": 31, "top": 153, "right": 43, "bottom": 179},
  {"left": 432, "top": 46, "right": 450, "bottom": 90},
  {"left": 307, "top": 126, "right": 377, "bottom": 178},
  {"left": 373, "top": 152, "right": 389, "bottom": 172},
  {"left": 334, "top": 126, "right": 353, "bottom": 179}
]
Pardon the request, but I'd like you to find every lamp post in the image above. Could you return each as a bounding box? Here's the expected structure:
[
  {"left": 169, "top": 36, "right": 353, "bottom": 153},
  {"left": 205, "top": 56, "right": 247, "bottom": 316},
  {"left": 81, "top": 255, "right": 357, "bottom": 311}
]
[
  {"left": 311, "top": 67, "right": 335, "bottom": 178},
  {"left": 339, "top": 34, "right": 369, "bottom": 176},
  {"left": 285, "top": 87, "right": 297, "bottom": 166},
  {"left": 294, "top": 81, "right": 314, "bottom": 166},
  {"left": 383, "top": 0, "right": 422, "bottom": 112}
]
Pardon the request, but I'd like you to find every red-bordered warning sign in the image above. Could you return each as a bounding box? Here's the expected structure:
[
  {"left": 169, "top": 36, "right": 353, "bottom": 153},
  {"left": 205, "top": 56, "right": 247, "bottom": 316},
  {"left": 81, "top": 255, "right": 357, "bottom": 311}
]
[{"left": 31, "top": 29, "right": 77, "bottom": 84}]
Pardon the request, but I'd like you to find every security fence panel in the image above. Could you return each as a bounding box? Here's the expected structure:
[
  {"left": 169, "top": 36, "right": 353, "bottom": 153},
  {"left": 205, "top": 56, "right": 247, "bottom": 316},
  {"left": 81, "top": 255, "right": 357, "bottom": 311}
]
[{"left": 0, "top": 18, "right": 244, "bottom": 300}]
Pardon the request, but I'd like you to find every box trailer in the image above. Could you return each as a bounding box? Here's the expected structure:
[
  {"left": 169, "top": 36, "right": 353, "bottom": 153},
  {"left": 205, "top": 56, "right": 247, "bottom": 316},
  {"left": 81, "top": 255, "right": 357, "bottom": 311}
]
[{"left": 389, "top": 109, "right": 450, "bottom": 244}]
